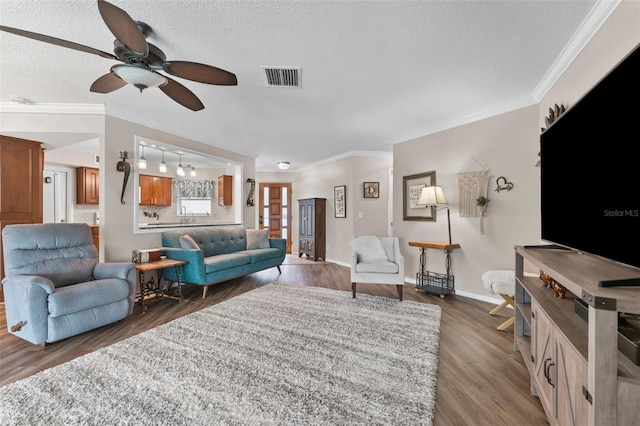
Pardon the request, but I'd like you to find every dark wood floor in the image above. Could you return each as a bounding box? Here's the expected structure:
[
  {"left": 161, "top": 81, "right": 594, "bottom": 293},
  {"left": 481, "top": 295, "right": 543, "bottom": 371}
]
[{"left": 0, "top": 255, "right": 549, "bottom": 425}]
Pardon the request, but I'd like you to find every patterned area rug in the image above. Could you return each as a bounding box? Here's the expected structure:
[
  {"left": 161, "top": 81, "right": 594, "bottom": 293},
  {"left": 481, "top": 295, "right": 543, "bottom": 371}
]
[{"left": 0, "top": 284, "right": 441, "bottom": 425}]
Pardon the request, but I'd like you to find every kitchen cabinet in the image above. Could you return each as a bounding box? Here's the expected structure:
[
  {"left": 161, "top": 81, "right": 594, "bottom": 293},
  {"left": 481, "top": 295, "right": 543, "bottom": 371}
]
[
  {"left": 218, "top": 175, "right": 232, "bottom": 206},
  {"left": 139, "top": 174, "right": 172, "bottom": 206},
  {"left": 76, "top": 167, "right": 99, "bottom": 204},
  {"left": 0, "top": 135, "right": 44, "bottom": 300},
  {"left": 90, "top": 225, "right": 99, "bottom": 256}
]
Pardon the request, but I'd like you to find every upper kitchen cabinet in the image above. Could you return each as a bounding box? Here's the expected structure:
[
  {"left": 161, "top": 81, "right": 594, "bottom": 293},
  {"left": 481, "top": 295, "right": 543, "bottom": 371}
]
[
  {"left": 76, "top": 167, "right": 99, "bottom": 204},
  {"left": 218, "top": 175, "right": 232, "bottom": 206},
  {"left": 139, "top": 174, "right": 172, "bottom": 206}
]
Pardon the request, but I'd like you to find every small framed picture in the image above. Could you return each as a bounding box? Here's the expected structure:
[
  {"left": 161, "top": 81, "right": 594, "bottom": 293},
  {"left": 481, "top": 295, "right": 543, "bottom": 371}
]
[
  {"left": 363, "top": 182, "right": 379, "bottom": 198},
  {"left": 334, "top": 185, "right": 346, "bottom": 218}
]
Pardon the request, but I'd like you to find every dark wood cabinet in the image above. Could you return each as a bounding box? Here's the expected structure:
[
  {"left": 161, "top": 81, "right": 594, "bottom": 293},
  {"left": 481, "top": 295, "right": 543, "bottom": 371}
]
[
  {"left": 76, "top": 167, "right": 99, "bottom": 204},
  {"left": 218, "top": 175, "right": 232, "bottom": 206},
  {"left": 0, "top": 135, "right": 44, "bottom": 299},
  {"left": 298, "top": 198, "right": 326, "bottom": 261},
  {"left": 139, "top": 174, "right": 172, "bottom": 206}
]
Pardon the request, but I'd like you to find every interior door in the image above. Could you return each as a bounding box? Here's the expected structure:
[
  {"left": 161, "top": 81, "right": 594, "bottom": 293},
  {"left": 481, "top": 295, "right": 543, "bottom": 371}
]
[{"left": 259, "top": 183, "right": 292, "bottom": 253}]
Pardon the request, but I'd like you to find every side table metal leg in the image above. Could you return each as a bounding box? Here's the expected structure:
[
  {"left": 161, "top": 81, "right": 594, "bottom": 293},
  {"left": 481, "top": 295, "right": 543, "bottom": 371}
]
[
  {"left": 175, "top": 265, "right": 184, "bottom": 302},
  {"left": 139, "top": 270, "right": 148, "bottom": 314}
]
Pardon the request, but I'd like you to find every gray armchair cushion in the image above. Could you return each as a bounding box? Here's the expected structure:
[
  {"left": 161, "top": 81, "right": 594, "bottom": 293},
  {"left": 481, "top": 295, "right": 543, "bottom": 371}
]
[
  {"left": 2, "top": 223, "right": 98, "bottom": 287},
  {"left": 351, "top": 235, "right": 389, "bottom": 263},
  {"left": 48, "top": 279, "right": 131, "bottom": 317}
]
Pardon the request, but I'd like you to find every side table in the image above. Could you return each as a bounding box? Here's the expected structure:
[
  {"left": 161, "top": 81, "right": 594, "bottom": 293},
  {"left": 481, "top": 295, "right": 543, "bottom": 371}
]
[
  {"left": 408, "top": 241, "right": 461, "bottom": 298},
  {"left": 135, "top": 258, "right": 187, "bottom": 314}
]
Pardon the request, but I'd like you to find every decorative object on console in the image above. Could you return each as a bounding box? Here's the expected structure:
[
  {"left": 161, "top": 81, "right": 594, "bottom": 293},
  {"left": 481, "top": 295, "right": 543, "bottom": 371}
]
[
  {"left": 363, "top": 182, "right": 379, "bottom": 198},
  {"left": 536, "top": 103, "right": 567, "bottom": 166},
  {"left": 402, "top": 170, "right": 436, "bottom": 221},
  {"left": 539, "top": 270, "right": 566, "bottom": 298},
  {"left": 334, "top": 185, "right": 346, "bottom": 218},
  {"left": 418, "top": 186, "right": 452, "bottom": 244},
  {"left": 494, "top": 176, "right": 513, "bottom": 192},
  {"left": 116, "top": 150, "right": 130, "bottom": 204}
]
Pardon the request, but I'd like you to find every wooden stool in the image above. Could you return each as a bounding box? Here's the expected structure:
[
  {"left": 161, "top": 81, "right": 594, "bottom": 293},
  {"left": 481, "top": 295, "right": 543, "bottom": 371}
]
[{"left": 482, "top": 270, "right": 516, "bottom": 331}]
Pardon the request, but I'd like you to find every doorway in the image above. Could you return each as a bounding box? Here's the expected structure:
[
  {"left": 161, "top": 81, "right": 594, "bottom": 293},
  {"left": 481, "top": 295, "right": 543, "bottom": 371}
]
[
  {"left": 259, "top": 183, "right": 292, "bottom": 253},
  {"left": 43, "top": 167, "right": 71, "bottom": 223}
]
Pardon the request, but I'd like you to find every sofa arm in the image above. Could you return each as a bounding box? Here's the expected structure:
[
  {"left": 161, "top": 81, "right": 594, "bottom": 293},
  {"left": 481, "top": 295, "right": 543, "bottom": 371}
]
[
  {"left": 394, "top": 243, "right": 405, "bottom": 278},
  {"left": 269, "top": 238, "right": 286, "bottom": 253},
  {"left": 1, "top": 275, "right": 54, "bottom": 344},
  {"left": 164, "top": 248, "right": 207, "bottom": 284}
]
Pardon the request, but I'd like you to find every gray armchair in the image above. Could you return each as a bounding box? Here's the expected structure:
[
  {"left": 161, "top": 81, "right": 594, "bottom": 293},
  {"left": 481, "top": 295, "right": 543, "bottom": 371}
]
[
  {"left": 351, "top": 235, "right": 405, "bottom": 300},
  {"left": 2, "top": 223, "right": 136, "bottom": 345}
]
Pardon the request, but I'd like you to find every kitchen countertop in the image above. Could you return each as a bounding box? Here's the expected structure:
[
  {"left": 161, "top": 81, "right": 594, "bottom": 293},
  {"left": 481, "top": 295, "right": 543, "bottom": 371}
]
[{"left": 139, "top": 222, "right": 241, "bottom": 229}]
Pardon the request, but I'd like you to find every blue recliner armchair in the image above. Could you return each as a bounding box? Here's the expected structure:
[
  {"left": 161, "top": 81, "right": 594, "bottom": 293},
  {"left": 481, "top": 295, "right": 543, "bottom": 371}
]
[{"left": 1, "top": 223, "right": 136, "bottom": 345}]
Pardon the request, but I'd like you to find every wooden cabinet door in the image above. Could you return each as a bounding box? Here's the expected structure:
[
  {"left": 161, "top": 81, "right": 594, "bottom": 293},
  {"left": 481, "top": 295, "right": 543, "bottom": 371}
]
[
  {"left": 154, "top": 176, "right": 172, "bottom": 206},
  {"left": 218, "top": 175, "right": 232, "bottom": 206},
  {"left": 556, "top": 333, "right": 590, "bottom": 426},
  {"left": 0, "top": 135, "right": 44, "bottom": 298},
  {"left": 76, "top": 167, "right": 99, "bottom": 204},
  {"left": 139, "top": 174, "right": 154, "bottom": 205},
  {"left": 532, "top": 303, "right": 556, "bottom": 417}
]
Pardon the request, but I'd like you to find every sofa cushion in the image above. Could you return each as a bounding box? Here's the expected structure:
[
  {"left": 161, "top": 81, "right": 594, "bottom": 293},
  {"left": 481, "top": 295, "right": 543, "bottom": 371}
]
[
  {"left": 355, "top": 261, "right": 399, "bottom": 274},
  {"left": 179, "top": 235, "right": 200, "bottom": 250},
  {"left": 246, "top": 229, "right": 270, "bottom": 249},
  {"left": 237, "top": 248, "right": 283, "bottom": 263},
  {"left": 48, "top": 278, "right": 130, "bottom": 318},
  {"left": 204, "top": 253, "right": 251, "bottom": 273}
]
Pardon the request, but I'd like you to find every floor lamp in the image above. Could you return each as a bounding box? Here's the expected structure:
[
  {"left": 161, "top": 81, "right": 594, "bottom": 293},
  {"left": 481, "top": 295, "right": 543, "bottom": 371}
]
[{"left": 418, "top": 186, "right": 452, "bottom": 244}]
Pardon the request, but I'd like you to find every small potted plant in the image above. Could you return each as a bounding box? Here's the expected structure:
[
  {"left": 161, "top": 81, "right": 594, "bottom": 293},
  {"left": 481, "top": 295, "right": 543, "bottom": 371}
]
[{"left": 476, "top": 196, "right": 489, "bottom": 234}]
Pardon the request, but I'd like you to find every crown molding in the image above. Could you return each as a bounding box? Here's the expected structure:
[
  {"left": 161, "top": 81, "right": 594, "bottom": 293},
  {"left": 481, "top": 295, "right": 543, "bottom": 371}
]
[
  {"left": 532, "top": 0, "right": 621, "bottom": 101},
  {"left": 0, "top": 102, "right": 105, "bottom": 115}
]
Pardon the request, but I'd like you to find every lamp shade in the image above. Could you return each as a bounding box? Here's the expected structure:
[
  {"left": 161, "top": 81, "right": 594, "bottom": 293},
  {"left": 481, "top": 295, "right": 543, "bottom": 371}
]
[
  {"left": 112, "top": 64, "right": 167, "bottom": 91},
  {"left": 418, "top": 186, "right": 448, "bottom": 206}
]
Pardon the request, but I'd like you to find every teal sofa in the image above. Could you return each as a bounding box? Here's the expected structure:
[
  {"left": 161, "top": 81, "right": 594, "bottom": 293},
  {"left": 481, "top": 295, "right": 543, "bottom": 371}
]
[{"left": 161, "top": 226, "right": 286, "bottom": 298}]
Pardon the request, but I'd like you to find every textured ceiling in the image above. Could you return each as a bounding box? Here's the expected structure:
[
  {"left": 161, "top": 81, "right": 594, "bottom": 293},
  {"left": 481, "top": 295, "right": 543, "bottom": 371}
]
[{"left": 0, "top": 0, "right": 609, "bottom": 171}]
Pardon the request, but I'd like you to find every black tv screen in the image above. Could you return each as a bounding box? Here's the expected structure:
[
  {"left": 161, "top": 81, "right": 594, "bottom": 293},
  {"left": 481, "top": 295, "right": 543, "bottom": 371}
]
[{"left": 540, "top": 43, "right": 640, "bottom": 271}]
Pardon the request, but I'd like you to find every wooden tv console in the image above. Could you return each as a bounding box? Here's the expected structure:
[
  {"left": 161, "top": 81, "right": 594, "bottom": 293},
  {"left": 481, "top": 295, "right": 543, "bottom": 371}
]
[{"left": 514, "top": 246, "right": 640, "bottom": 425}]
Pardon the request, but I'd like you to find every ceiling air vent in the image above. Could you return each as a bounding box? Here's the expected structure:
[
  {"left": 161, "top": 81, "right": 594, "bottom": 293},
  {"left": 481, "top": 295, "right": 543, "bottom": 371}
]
[{"left": 262, "top": 67, "right": 301, "bottom": 88}]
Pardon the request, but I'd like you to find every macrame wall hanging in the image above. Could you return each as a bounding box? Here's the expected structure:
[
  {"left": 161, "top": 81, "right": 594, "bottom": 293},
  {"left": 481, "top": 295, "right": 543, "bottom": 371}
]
[
  {"left": 457, "top": 158, "right": 491, "bottom": 234},
  {"left": 173, "top": 179, "right": 215, "bottom": 200}
]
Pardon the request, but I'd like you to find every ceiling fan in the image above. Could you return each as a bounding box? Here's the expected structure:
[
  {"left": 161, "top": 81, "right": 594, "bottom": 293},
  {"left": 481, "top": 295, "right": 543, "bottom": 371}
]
[{"left": 0, "top": 0, "right": 237, "bottom": 111}]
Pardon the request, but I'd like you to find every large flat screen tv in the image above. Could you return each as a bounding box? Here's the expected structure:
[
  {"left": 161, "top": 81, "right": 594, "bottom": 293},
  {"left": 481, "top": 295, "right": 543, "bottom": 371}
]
[{"left": 540, "top": 43, "right": 640, "bottom": 273}]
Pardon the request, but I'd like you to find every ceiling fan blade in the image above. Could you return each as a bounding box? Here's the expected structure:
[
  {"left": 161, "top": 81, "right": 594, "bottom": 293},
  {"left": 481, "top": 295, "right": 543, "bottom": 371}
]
[
  {"left": 97, "top": 0, "right": 148, "bottom": 57},
  {"left": 0, "top": 25, "right": 117, "bottom": 60},
  {"left": 162, "top": 61, "right": 237, "bottom": 86},
  {"left": 90, "top": 72, "right": 126, "bottom": 93},
  {"left": 159, "top": 76, "right": 205, "bottom": 111}
]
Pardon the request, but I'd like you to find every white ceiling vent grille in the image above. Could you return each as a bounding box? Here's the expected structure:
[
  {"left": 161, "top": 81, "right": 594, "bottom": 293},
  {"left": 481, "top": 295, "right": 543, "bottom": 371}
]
[{"left": 262, "top": 67, "right": 301, "bottom": 88}]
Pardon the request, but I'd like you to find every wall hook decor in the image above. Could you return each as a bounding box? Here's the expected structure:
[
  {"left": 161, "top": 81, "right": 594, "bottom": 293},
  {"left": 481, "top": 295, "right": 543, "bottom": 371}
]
[
  {"left": 116, "top": 151, "right": 130, "bottom": 204},
  {"left": 495, "top": 176, "right": 513, "bottom": 193},
  {"left": 246, "top": 178, "right": 256, "bottom": 207}
]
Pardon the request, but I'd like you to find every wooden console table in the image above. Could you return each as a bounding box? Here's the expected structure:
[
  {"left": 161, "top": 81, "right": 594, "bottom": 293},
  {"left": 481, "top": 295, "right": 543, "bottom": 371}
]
[
  {"left": 408, "top": 241, "right": 461, "bottom": 298},
  {"left": 135, "top": 258, "right": 187, "bottom": 314}
]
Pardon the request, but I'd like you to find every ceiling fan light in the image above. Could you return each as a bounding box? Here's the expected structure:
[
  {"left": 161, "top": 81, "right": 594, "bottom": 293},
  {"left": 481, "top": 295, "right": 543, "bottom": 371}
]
[{"left": 112, "top": 65, "right": 167, "bottom": 91}]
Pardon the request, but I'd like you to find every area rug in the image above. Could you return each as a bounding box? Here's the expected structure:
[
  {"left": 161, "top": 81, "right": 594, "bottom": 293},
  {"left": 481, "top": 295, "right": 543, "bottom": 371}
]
[{"left": 0, "top": 283, "right": 441, "bottom": 425}]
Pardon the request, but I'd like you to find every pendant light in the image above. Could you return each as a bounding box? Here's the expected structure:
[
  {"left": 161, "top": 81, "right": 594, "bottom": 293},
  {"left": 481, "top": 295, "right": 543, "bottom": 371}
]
[
  {"left": 139, "top": 145, "right": 147, "bottom": 170},
  {"left": 177, "top": 153, "right": 185, "bottom": 177},
  {"left": 159, "top": 149, "right": 167, "bottom": 173},
  {"left": 190, "top": 165, "right": 196, "bottom": 177}
]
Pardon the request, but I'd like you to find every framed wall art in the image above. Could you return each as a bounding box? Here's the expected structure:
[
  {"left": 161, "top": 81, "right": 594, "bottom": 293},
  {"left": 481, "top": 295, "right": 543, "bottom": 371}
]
[
  {"left": 403, "top": 171, "right": 436, "bottom": 221},
  {"left": 363, "top": 182, "right": 379, "bottom": 198},
  {"left": 334, "top": 185, "right": 346, "bottom": 218}
]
